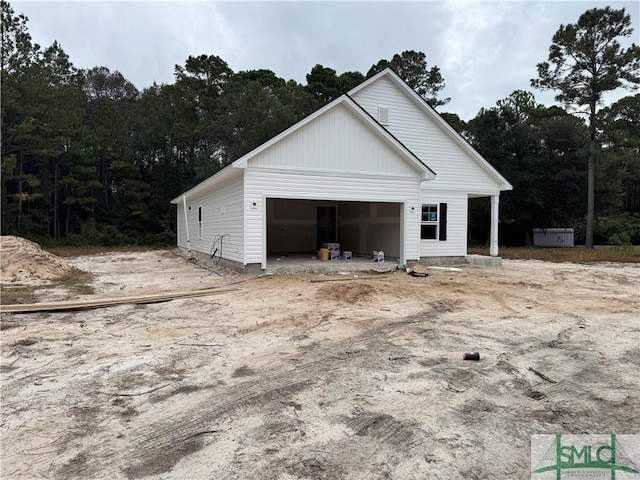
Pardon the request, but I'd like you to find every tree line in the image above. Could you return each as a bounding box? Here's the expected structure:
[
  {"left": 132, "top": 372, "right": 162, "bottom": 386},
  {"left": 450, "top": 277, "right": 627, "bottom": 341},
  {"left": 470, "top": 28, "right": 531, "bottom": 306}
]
[{"left": 1, "top": 1, "right": 639, "bottom": 247}]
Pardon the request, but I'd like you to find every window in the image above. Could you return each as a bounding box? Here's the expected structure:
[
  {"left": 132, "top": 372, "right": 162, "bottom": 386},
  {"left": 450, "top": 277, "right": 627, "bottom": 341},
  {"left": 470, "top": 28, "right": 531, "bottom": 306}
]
[
  {"left": 198, "top": 207, "right": 203, "bottom": 238},
  {"left": 421, "top": 203, "right": 447, "bottom": 241},
  {"left": 421, "top": 204, "right": 438, "bottom": 239}
]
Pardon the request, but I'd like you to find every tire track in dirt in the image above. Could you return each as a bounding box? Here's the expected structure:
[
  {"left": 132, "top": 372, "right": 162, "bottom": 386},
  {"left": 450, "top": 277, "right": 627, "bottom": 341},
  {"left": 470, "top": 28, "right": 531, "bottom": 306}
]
[
  {"left": 59, "top": 310, "right": 443, "bottom": 479},
  {"left": 124, "top": 380, "right": 314, "bottom": 478},
  {"left": 58, "top": 344, "right": 361, "bottom": 478},
  {"left": 60, "top": 304, "right": 633, "bottom": 480}
]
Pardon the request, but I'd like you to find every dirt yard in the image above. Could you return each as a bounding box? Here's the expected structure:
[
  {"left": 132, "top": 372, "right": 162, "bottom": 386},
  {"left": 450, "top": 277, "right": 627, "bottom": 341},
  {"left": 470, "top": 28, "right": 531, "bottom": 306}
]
[{"left": 1, "top": 246, "right": 639, "bottom": 479}]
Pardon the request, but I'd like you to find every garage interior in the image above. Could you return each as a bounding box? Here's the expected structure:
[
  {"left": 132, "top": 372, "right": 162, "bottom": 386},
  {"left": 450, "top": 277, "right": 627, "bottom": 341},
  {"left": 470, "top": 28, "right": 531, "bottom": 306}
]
[{"left": 266, "top": 198, "right": 401, "bottom": 262}]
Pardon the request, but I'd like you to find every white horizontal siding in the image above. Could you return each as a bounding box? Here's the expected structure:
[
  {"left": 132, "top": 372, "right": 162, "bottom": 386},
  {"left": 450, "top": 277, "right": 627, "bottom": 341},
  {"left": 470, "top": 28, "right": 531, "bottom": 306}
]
[
  {"left": 248, "top": 103, "right": 418, "bottom": 177},
  {"left": 351, "top": 76, "right": 501, "bottom": 195},
  {"left": 244, "top": 169, "right": 421, "bottom": 264},
  {"left": 419, "top": 191, "right": 468, "bottom": 257},
  {"left": 177, "top": 171, "right": 244, "bottom": 263}
]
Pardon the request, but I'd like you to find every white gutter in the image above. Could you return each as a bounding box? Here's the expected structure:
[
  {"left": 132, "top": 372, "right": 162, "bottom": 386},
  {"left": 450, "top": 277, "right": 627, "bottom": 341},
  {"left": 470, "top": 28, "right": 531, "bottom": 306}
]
[{"left": 182, "top": 195, "right": 191, "bottom": 259}]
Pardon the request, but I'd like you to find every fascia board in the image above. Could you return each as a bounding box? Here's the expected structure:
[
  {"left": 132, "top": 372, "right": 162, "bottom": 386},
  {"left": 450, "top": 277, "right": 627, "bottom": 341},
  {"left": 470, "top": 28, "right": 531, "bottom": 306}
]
[{"left": 170, "top": 166, "right": 242, "bottom": 204}]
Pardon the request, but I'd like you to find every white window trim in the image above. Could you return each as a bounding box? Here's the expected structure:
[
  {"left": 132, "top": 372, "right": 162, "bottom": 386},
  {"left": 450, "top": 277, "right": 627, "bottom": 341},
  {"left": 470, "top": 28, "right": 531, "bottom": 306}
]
[
  {"left": 420, "top": 204, "right": 438, "bottom": 240},
  {"left": 198, "top": 206, "right": 203, "bottom": 239}
]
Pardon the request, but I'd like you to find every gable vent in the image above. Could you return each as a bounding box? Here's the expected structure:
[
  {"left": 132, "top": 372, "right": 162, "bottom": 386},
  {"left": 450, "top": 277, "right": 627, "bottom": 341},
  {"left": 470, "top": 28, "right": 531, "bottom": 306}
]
[{"left": 378, "top": 107, "right": 389, "bottom": 125}]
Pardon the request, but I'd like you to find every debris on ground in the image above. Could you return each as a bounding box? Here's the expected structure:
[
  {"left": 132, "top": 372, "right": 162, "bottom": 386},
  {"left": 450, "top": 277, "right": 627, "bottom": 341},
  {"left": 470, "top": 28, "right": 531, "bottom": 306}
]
[
  {"left": 406, "top": 263, "right": 429, "bottom": 277},
  {"left": 427, "top": 266, "right": 463, "bottom": 272},
  {"left": 408, "top": 270, "right": 429, "bottom": 277}
]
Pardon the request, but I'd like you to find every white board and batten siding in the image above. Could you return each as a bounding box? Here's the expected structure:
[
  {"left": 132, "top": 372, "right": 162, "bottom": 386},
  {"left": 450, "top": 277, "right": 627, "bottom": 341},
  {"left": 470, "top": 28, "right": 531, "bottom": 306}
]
[
  {"left": 351, "top": 75, "right": 502, "bottom": 196},
  {"left": 176, "top": 171, "right": 245, "bottom": 263},
  {"left": 248, "top": 103, "right": 418, "bottom": 177}
]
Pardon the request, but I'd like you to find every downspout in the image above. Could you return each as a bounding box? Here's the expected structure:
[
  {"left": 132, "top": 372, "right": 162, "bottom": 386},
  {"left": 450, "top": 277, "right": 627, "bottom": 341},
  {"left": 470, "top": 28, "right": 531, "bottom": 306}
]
[{"left": 182, "top": 195, "right": 191, "bottom": 259}]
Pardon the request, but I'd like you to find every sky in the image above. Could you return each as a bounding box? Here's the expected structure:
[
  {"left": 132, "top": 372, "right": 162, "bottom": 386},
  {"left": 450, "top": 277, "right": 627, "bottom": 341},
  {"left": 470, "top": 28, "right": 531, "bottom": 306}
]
[{"left": 12, "top": 0, "right": 640, "bottom": 121}]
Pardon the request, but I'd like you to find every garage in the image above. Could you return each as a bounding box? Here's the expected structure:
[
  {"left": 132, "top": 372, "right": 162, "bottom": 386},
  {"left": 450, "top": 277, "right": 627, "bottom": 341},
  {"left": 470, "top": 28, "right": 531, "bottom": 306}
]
[{"left": 266, "top": 198, "right": 401, "bottom": 261}]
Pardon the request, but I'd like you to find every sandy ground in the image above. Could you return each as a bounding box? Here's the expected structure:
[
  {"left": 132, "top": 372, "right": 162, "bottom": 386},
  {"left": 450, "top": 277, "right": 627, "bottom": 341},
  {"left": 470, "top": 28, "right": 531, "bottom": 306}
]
[{"left": 1, "top": 249, "right": 639, "bottom": 479}]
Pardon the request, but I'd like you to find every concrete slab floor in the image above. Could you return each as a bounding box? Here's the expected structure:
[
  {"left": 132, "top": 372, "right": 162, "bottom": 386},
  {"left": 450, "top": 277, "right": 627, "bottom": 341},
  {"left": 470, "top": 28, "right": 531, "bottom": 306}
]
[
  {"left": 264, "top": 253, "right": 501, "bottom": 274},
  {"left": 265, "top": 254, "right": 397, "bottom": 274}
]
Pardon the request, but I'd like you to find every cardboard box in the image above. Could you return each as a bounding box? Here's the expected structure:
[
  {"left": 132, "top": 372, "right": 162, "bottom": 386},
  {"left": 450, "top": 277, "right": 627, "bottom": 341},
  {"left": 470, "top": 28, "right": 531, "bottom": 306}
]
[
  {"left": 330, "top": 251, "right": 340, "bottom": 261},
  {"left": 343, "top": 251, "right": 352, "bottom": 261},
  {"left": 373, "top": 250, "right": 385, "bottom": 263}
]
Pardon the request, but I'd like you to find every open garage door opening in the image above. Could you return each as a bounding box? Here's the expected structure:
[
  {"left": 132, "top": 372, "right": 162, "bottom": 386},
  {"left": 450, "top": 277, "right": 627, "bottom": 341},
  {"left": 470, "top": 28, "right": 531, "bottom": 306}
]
[{"left": 266, "top": 198, "right": 401, "bottom": 262}]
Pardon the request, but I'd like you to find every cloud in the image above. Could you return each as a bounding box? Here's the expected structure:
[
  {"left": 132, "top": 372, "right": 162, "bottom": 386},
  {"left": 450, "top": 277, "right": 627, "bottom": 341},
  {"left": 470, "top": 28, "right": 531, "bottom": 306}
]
[{"left": 11, "top": 0, "right": 640, "bottom": 120}]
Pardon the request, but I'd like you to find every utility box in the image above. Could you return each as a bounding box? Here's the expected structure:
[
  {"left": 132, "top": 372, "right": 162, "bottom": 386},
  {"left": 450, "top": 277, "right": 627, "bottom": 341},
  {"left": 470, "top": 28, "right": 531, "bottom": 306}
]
[{"left": 533, "top": 228, "right": 574, "bottom": 247}]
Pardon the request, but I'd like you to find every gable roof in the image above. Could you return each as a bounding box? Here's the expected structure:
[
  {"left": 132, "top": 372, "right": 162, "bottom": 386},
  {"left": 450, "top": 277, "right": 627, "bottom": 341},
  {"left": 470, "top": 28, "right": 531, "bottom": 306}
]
[
  {"left": 231, "top": 93, "right": 435, "bottom": 179},
  {"left": 172, "top": 67, "right": 513, "bottom": 204},
  {"left": 172, "top": 92, "right": 436, "bottom": 203},
  {"left": 349, "top": 68, "right": 513, "bottom": 191}
]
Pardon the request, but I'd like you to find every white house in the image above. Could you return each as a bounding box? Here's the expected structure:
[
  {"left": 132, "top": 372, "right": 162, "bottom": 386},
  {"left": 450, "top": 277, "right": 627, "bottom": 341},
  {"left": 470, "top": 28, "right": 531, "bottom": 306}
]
[{"left": 171, "top": 68, "right": 512, "bottom": 272}]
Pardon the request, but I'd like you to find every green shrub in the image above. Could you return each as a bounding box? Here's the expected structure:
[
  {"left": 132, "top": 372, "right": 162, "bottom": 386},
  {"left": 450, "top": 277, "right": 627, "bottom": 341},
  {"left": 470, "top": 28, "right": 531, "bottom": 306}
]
[
  {"left": 595, "top": 213, "right": 640, "bottom": 245},
  {"left": 607, "top": 231, "right": 632, "bottom": 246}
]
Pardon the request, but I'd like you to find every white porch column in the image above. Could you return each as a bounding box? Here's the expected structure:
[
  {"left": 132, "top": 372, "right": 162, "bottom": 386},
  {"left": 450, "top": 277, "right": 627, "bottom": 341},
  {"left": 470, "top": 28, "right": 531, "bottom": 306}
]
[{"left": 490, "top": 195, "right": 499, "bottom": 257}]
